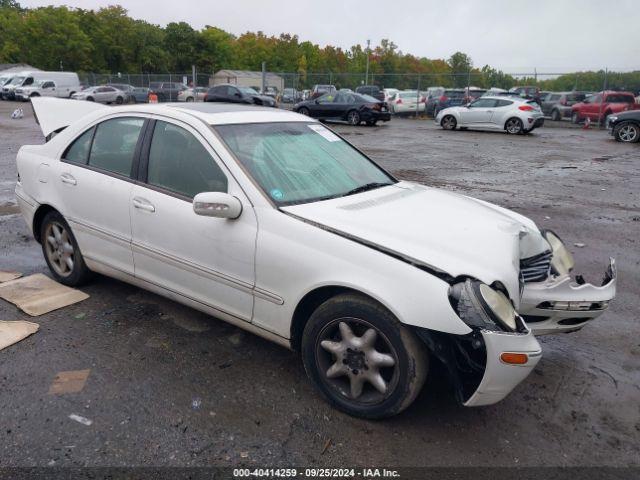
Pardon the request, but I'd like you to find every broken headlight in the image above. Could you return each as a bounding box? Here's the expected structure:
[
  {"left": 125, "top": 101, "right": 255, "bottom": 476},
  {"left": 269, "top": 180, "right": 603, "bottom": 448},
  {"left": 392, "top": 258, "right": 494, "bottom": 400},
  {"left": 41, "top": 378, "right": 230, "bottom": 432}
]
[
  {"left": 449, "top": 279, "right": 518, "bottom": 332},
  {"left": 543, "top": 230, "right": 575, "bottom": 276}
]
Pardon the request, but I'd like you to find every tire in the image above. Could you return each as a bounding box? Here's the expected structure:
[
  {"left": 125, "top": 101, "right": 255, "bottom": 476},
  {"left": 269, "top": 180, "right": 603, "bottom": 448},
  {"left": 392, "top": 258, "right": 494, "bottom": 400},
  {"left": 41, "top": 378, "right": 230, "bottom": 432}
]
[
  {"left": 69, "top": 92, "right": 76, "bottom": 98},
  {"left": 347, "top": 110, "right": 361, "bottom": 126},
  {"left": 614, "top": 121, "right": 640, "bottom": 143},
  {"left": 301, "top": 293, "right": 428, "bottom": 419},
  {"left": 30, "top": 93, "right": 40, "bottom": 98},
  {"left": 441, "top": 115, "right": 456, "bottom": 130},
  {"left": 571, "top": 112, "right": 580, "bottom": 124},
  {"left": 115, "top": 96, "right": 123, "bottom": 105},
  {"left": 298, "top": 107, "right": 310, "bottom": 116},
  {"left": 186, "top": 96, "right": 194, "bottom": 102},
  {"left": 551, "top": 109, "right": 561, "bottom": 121},
  {"left": 40, "top": 211, "right": 92, "bottom": 287},
  {"left": 505, "top": 117, "right": 524, "bottom": 134},
  {"left": 86, "top": 97, "right": 95, "bottom": 102}
]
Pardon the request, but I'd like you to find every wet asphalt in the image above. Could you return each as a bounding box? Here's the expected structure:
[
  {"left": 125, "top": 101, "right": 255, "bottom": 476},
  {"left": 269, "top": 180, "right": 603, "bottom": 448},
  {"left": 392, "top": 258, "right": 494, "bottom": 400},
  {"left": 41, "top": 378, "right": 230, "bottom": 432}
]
[{"left": 0, "top": 101, "right": 638, "bottom": 468}]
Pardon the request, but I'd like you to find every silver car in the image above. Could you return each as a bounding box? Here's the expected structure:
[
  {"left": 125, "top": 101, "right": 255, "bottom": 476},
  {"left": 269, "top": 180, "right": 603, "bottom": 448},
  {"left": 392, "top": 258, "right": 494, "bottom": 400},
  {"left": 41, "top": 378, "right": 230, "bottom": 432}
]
[{"left": 71, "top": 86, "right": 126, "bottom": 104}]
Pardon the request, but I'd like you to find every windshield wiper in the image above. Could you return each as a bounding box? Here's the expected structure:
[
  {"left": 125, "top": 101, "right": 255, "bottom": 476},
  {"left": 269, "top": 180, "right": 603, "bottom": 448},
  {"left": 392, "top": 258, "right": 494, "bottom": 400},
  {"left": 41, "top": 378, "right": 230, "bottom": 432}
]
[{"left": 343, "top": 182, "right": 393, "bottom": 197}]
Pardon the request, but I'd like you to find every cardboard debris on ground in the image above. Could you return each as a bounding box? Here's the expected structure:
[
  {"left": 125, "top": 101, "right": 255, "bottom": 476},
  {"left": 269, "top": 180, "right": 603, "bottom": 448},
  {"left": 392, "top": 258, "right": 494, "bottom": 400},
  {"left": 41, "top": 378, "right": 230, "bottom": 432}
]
[
  {"left": 49, "top": 369, "right": 91, "bottom": 395},
  {"left": 0, "top": 320, "right": 39, "bottom": 351},
  {"left": 0, "top": 273, "right": 89, "bottom": 316},
  {"left": 0, "top": 271, "right": 22, "bottom": 283}
]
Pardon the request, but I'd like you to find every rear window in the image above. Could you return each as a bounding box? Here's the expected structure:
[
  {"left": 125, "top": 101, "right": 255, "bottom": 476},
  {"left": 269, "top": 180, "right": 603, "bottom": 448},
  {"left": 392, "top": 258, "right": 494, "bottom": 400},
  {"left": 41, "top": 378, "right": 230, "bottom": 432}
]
[
  {"left": 445, "top": 90, "right": 465, "bottom": 98},
  {"left": 606, "top": 94, "right": 634, "bottom": 103},
  {"left": 399, "top": 92, "right": 419, "bottom": 98}
]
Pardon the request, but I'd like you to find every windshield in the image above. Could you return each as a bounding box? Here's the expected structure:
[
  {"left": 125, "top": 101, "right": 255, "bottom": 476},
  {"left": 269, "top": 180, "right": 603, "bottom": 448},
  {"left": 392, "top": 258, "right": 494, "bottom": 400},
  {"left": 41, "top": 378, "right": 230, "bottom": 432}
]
[
  {"left": 239, "top": 87, "right": 259, "bottom": 95},
  {"left": 9, "top": 76, "right": 24, "bottom": 85},
  {"left": 215, "top": 122, "right": 395, "bottom": 206}
]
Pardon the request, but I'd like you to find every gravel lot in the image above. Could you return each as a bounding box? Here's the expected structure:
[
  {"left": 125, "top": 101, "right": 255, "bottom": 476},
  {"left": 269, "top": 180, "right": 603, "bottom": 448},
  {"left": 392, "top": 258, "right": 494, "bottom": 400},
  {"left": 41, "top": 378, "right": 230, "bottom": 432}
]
[{"left": 0, "top": 101, "right": 638, "bottom": 468}]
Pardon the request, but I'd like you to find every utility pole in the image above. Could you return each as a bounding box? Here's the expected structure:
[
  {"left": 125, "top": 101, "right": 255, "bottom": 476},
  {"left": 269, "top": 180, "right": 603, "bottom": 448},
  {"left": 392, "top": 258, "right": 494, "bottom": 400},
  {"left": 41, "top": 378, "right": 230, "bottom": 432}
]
[
  {"left": 192, "top": 64, "right": 196, "bottom": 100},
  {"left": 365, "top": 39, "right": 371, "bottom": 86},
  {"left": 261, "top": 61, "right": 266, "bottom": 94}
]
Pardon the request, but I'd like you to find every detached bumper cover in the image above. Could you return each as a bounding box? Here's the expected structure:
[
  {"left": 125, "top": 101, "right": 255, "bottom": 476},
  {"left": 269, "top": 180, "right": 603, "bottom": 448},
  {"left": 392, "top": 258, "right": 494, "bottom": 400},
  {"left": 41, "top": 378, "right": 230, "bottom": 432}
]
[
  {"left": 464, "top": 328, "right": 542, "bottom": 407},
  {"left": 520, "top": 258, "right": 617, "bottom": 335}
]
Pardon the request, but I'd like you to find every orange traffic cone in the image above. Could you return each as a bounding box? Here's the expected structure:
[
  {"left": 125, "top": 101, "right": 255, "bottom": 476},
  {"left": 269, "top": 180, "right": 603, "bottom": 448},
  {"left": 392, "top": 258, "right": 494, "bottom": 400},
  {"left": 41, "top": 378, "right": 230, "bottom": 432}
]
[{"left": 582, "top": 116, "right": 591, "bottom": 130}]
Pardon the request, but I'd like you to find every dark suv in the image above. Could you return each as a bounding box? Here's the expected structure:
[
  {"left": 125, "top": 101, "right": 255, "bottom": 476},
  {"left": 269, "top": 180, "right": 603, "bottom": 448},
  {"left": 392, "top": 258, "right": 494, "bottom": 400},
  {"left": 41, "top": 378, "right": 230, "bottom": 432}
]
[
  {"left": 355, "top": 85, "right": 385, "bottom": 101},
  {"left": 541, "top": 92, "right": 588, "bottom": 121},
  {"left": 149, "top": 82, "right": 188, "bottom": 102},
  {"left": 204, "top": 84, "right": 276, "bottom": 107},
  {"left": 434, "top": 89, "right": 466, "bottom": 114}
]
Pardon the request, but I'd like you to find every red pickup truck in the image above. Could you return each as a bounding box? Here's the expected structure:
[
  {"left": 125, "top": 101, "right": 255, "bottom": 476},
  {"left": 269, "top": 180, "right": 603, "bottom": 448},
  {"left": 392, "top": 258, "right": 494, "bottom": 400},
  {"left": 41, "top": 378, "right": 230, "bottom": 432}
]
[{"left": 571, "top": 91, "right": 638, "bottom": 124}]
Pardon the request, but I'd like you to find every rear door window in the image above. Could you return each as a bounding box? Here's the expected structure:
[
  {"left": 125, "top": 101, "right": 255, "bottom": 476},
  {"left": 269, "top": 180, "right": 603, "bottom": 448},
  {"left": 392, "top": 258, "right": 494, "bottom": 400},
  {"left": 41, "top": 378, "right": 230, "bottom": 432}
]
[
  {"left": 88, "top": 118, "right": 145, "bottom": 177},
  {"left": 63, "top": 127, "right": 95, "bottom": 164}
]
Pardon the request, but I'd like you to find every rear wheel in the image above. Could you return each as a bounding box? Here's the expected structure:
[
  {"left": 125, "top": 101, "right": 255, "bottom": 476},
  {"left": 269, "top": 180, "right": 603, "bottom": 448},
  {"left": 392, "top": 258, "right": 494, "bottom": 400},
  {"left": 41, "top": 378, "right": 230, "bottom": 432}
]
[
  {"left": 347, "top": 110, "right": 361, "bottom": 126},
  {"left": 301, "top": 293, "right": 428, "bottom": 419},
  {"left": 614, "top": 122, "right": 640, "bottom": 143},
  {"left": 505, "top": 117, "right": 523, "bottom": 134},
  {"left": 551, "top": 109, "right": 561, "bottom": 121},
  {"left": 86, "top": 96, "right": 95, "bottom": 102},
  {"left": 186, "top": 96, "right": 194, "bottom": 102},
  {"left": 441, "top": 115, "right": 456, "bottom": 130},
  {"left": 115, "top": 96, "right": 123, "bottom": 105},
  {"left": 40, "top": 211, "right": 91, "bottom": 287}
]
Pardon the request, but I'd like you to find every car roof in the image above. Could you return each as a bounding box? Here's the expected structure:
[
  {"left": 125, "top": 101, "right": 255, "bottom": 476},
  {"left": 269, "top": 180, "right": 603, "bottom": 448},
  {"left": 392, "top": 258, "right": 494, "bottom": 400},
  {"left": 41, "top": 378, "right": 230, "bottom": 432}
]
[{"left": 165, "top": 102, "right": 311, "bottom": 125}]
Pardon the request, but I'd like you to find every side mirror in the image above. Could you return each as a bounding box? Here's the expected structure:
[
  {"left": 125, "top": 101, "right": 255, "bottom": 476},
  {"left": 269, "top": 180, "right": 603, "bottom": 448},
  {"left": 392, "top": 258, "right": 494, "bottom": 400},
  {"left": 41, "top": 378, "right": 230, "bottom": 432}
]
[{"left": 193, "top": 192, "right": 242, "bottom": 219}]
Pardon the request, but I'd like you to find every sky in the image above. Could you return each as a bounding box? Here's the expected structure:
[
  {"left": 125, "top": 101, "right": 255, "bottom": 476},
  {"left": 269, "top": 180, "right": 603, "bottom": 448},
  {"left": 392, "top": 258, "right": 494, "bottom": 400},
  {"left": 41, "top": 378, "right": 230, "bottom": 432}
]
[{"left": 20, "top": 0, "right": 640, "bottom": 74}]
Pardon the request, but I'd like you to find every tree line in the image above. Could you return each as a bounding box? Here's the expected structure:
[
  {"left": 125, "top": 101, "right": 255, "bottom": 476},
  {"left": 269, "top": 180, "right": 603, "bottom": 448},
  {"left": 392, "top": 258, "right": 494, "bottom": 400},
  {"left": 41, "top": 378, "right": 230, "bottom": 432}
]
[{"left": 1, "top": 1, "right": 638, "bottom": 92}]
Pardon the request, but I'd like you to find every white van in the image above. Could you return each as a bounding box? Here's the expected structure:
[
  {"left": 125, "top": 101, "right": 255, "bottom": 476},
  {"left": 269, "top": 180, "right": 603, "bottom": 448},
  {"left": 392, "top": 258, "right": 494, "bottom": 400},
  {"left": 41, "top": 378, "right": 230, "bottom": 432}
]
[{"left": 4, "top": 71, "right": 80, "bottom": 101}]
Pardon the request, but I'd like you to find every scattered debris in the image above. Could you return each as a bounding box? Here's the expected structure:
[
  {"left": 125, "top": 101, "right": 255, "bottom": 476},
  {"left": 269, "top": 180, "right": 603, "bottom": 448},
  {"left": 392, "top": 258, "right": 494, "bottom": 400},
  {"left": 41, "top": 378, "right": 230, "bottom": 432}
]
[
  {"left": 191, "top": 398, "right": 202, "bottom": 410},
  {"left": 240, "top": 451, "right": 249, "bottom": 458},
  {"left": 228, "top": 332, "right": 243, "bottom": 346},
  {"left": 0, "top": 271, "right": 22, "bottom": 283},
  {"left": 68, "top": 414, "right": 92, "bottom": 426},
  {"left": 10, "top": 108, "right": 24, "bottom": 119},
  {"left": 74, "top": 312, "right": 86, "bottom": 319},
  {"left": 171, "top": 316, "right": 210, "bottom": 333},
  {"left": 321, "top": 438, "right": 332, "bottom": 455},
  {"left": 49, "top": 369, "right": 91, "bottom": 395},
  {"left": 0, "top": 274, "right": 89, "bottom": 316},
  {"left": 574, "top": 243, "right": 586, "bottom": 248},
  {"left": 0, "top": 320, "right": 39, "bottom": 351},
  {"left": 218, "top": 361, "right": 233, "bottom": 369}
]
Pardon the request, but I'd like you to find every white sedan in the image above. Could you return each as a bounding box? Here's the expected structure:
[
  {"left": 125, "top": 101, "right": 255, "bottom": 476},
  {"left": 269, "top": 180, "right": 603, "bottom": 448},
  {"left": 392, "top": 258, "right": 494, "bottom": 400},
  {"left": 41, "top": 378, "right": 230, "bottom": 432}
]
[
  {"left": 435, "top": 95, "right": 545, "bottom": 134},
  {"left": 16, "top": 98, "right": 616, "bottom": 418}
]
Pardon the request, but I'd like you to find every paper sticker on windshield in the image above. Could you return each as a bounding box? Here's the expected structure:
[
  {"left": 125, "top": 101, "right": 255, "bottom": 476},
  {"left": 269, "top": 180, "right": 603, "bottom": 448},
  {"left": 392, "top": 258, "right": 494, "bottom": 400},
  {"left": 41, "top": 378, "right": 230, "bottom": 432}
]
[
  {"left": 308, "top": 124, "right": 340, "bottom": 142},
  {"left": 270, "top": 189, "right": 284, "bottom": 200}
]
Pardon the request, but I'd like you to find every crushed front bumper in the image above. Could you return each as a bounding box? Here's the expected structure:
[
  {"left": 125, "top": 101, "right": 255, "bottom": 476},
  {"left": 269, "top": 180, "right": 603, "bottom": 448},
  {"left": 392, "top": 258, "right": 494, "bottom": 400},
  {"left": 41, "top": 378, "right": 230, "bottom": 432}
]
[
  {"left": 520, "top": 258, "right": 616, "bottom": 335},
  {"left": 463, "top": 328, "right": 542, "bottom": 407}
]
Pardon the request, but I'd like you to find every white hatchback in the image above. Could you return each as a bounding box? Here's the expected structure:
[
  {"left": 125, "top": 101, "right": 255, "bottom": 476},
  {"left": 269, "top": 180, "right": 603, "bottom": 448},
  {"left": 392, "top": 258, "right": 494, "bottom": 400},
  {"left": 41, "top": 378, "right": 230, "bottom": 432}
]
[
  {"left": 435, "top": 95, "right": 545, "bottom": 134},
  {"left": 15, "top": 98, "right": 615, "bottom": 418}
]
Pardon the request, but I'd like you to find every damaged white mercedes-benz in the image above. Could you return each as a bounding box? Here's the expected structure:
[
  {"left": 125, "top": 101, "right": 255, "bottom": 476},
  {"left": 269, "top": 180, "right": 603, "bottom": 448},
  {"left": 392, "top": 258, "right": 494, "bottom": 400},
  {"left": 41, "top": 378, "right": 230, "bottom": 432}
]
[{"left": 15, "top": 98, "right": 616, "bottom": 418}]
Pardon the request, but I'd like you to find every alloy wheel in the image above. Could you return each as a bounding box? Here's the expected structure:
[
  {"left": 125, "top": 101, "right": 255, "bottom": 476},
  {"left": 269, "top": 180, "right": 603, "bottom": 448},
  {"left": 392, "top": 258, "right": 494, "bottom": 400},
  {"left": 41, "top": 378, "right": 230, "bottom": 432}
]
[
  {"left": 347, "top": 111, "right": 360, "bottom": 125},
  {"left": 442, "top": 115, "right": 456, "bottom": 130},
  {"left": 44, "top": 221, "right": 75, "bottom": 277},
  {"left": 506, "top": 118, "right": 522, "bottom": 134},
  {"left": 316, "top": 318, "right": 399, "bottom": 404},
  {"left": 618, "top": 124, "right": 639, "bottom": 142}
]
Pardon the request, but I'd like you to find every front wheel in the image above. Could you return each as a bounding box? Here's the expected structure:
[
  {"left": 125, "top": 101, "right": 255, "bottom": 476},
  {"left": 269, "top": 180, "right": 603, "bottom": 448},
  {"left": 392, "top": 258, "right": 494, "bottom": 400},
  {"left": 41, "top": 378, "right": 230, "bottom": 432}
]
[
  {"left": 614, "top": 121, "right": 640, "bottom": 143},
  {"left": 40, "top": 211, "right": 92, "bottom": 286},
  {"left": 505, "top": 117, "right": 524, "bottom": 134},
  {"left": 441, "top": 115, "right": 457, "bottom": 130},
  {"left": 551, "top": 109, "right": 561, "bottom": 121},
  {"left": 298, "top": 107, "right": 310, "bottom": 116},
  {"left": 115, "top": 96, "right": 123, "bottom": 105},
  {"left": 186, "top": 96, "right": 194, "bottom": 102},
  {"left": 301, "top": 293, "right": 428, "bottom": 419},
  {"left": 347, "top": 110, "right": 361, "bottom": 126}
]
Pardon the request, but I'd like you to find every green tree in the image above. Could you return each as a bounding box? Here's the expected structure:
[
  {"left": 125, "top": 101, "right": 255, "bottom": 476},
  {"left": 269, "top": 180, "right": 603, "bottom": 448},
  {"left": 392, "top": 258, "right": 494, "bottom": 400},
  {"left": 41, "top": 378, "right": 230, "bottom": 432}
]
[{"left": 448, "top": 51, "right": 473, "bottom": 87}]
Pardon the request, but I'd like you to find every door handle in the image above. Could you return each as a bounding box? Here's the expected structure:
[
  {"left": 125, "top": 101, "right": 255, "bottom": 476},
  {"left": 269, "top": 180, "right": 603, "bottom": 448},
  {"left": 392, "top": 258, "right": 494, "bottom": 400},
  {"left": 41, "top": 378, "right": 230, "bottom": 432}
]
[
  {"left": 60, "top": 173, "right": 77, "bottom": 185},
  {"left": 132, "top": 197, "right": 155, "bottom": 213}
]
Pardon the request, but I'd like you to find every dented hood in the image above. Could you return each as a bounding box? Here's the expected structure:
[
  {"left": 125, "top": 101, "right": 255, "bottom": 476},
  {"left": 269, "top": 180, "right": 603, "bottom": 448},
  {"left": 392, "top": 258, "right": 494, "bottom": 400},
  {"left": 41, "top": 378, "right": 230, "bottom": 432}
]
[
  {"left": 31, "top": 96, "right": 107, "bottom": 138},
  {"left": 282, "top": 182, "right": 548, "bottom": 306}
]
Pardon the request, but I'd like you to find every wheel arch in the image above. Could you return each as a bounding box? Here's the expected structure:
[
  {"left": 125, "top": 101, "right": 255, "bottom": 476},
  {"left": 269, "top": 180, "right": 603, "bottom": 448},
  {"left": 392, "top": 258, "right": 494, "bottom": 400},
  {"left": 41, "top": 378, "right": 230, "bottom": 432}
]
[
  {"left": 290, "top": 285, "right": 395, "bottom": 352},
  {"left": 32, "top": 204, "right": 61, "bottom": 243}
]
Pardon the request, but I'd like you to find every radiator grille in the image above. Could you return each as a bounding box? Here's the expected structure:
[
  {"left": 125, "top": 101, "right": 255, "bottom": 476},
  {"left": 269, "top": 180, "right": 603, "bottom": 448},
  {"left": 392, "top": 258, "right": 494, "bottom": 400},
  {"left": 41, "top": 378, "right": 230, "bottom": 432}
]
[{"left": 520, "top": 251, "right": 552, "bottom": 283}]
